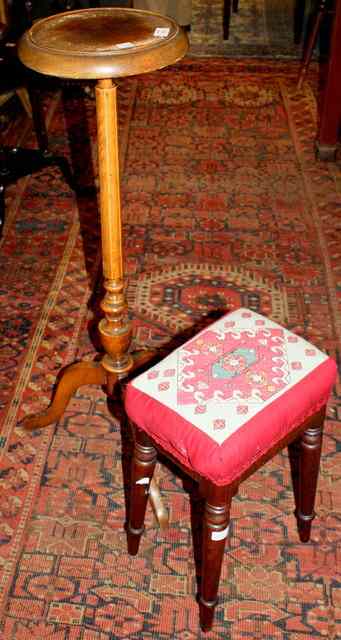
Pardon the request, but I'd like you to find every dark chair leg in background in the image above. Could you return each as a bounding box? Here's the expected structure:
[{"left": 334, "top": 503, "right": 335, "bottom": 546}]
[
  {"left": 0, "top": 183, "right": 5, "bottom": 235},
  {"left": 223, "top": 0, "right": 239, "bottom": 40},
  {"left": 0, "top": 85, "right": 75, "bottom": 236},
  {"left": 223, "top": 0, "right": 232, "bottom": 39},
  {"left": 297, "top": 0, "right": 327, "bottom": 89},
  {"left": 294, "top": 0, "right": 306, "bottom": 44},
  {"left": 27, "top": 84, "right": 49, "bottom": 152}
]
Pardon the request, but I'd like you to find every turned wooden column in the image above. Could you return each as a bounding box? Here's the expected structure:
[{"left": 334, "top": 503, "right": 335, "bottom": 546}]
[{"left": 96, "top": 78, "right": 133, "bottom": 376}]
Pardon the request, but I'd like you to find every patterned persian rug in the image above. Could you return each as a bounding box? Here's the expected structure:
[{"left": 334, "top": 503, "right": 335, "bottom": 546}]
[
  {"left": 0, "top": 59, "right": 340, "bottom": 638},
  {"left": 190, "top": 0, "right": 303, "bottom": 58}
]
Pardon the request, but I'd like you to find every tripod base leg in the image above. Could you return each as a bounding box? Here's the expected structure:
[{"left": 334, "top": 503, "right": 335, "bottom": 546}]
[
  {"left": 21, "top": 350, "right": 168, "bottom": 527},
  {"left": 21, "top": 360, "right": 109, "bottom": 430}
]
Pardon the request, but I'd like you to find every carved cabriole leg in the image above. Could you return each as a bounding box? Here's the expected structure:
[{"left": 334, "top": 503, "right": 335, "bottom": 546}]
[
  {"left": 199, "top": 481, "right": 233, "bottom": 632},
  {"left": 296, "top": 408, "right": 325, "bottom": 543},
  {"left": 127, "top": 427, "right": 157, "bottom": 556}
]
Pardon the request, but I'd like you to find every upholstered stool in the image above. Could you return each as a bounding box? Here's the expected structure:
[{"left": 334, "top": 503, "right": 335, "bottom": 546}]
[{"left": 125, "top": 307, "right": 336, "bottom": 631}]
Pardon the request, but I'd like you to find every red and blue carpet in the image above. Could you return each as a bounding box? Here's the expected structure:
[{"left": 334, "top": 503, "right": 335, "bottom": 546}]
[{"left": 0, "top": 58, "right": 340, "bottom": 638}]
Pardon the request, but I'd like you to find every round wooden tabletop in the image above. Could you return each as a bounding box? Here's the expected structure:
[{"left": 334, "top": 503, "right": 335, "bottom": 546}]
[{"left": 18, "top": 8, "right": 189, "bottom": 80}]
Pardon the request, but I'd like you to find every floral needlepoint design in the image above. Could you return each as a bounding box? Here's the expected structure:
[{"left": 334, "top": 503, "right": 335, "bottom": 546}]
[
  {"left": 178, "top": 327, "right": 289, "bottom": 405},
  {"left": 148, "top": 371, "right": 159, "bottom": 379},
  {"left": 213, "top": 419, "right": 226, "bottom": 430},
  {"left": 131, "top": 308, "right": 331, "bottom": 446},
  {"left": 291, "top": 361, "right": 303, "bottom": 370},
  {"left": 237, "top": 405, "right": 248, "bottom": 414},
  {"left": 195, "top": 405, "right": 207, "bottom": 414},
  {"left": 158, "top": 382, "right": 170, "bottom": 391},
  {"left": 212, "top": 348, "right": 257, "bottom": 380}
]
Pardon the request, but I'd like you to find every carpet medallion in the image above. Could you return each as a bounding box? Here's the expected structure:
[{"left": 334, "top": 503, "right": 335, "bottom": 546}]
[
  {"left": 128, "top": 263, "right": 287, "bottom": 338},
  {"left": 0, "top": 59, "right": 340, "bottom": 639}
]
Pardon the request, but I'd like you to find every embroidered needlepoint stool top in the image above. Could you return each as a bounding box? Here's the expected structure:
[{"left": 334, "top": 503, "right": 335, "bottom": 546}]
[
  {"left": 125, "top": 308, "right": 337, "bottom": 631},
  {"left": 126, "top": 308, "right": 336, "bottom": 485}
]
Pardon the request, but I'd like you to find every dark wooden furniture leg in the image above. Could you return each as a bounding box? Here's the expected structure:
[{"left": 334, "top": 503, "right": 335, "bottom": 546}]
[
  {"left": 289, "top": 407, "right": 325, "bottom": 542},
  {"left": 297, "top": 0, "right": 327, "bottom": 90},
  {"left": 223, "top": 0, "right": 232, "bottom": 39},
  {"left": 316, "top": 0, "right": 341, "bottom": 160},
  {"left": 296, "top": 409, "right": 325, "bottom": 542},
  {"left": 127, "top": 428, "right": 157, "bottom": 556},
  {"left": 0, "top": 5, "right": 73, "bottom": 236},
  {"left": 223, "top": 0, "right": 239, "bottom": 39},
  {"left": 294, "top": 0, "right": 307, "bottom": 44},
  {"left": 199, "top": 481, "right": 233, "bottom": 632},
  {"left": 126, "top": 398, "right": 333, "bottom": 631},
  {"left": 0, "top": 183, "right": 4, "bottom": 233}
]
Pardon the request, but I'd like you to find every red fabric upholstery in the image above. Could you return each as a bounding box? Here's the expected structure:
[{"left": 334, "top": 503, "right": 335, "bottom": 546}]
[{"left": 125, "top": 309, "right": 337, "bottom": 485}]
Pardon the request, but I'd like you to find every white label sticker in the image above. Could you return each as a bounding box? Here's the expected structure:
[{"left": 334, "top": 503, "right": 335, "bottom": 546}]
[
  {"left": 116, "top": 42, "right": 134, "bottom": 49},
  {"left": 154, "top": 27, "right": 170, "bottom": 38},
  {"left": 211, "top": 525, "right": 230, "bottom": 541},
  {"left": 136, "top": 477, "right": 150, "bottom": 485}
]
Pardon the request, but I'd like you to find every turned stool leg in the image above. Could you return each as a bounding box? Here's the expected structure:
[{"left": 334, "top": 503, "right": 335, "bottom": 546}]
[
  {"left": 290, "top": 407, "right": 325, "bottom": 542},
  {"left": 199, "top": 482, "right": 233, "bottom": 632},
  {"left": 127, "top": 428, "right": 157, "bottom": 556}
]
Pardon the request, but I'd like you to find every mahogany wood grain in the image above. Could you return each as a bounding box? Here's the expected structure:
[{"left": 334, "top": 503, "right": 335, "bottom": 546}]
[
  {"left": 297, "top": 421, "right": 324, "bottom": 541},
  {"left": 199, "top": 482, "right": 233, "bottom": 632}
]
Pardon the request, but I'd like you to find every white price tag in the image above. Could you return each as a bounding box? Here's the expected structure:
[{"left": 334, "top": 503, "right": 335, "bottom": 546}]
[
  {"left": 154, "top": 27, "right": 170, "bottom": 38},
  {"left": 136, "top": 477, "right": 150, "bottom": 485},
  {"left": 211, "top": 525, "right": 230, "bottom": 541}
]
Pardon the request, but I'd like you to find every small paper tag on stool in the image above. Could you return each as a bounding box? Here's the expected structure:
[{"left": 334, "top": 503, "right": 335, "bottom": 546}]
[
  {"left": 211, "top": 524, "right": 230, "bottom": 541},
  {"left": 154, "top": 27, "right": 170, "bottom": 38},
  {"left": 116, "top": 42, "right": 134, "bottom": 49},
  {"left": 136, "top": 477, "right": 150, "bottom": 485}
]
